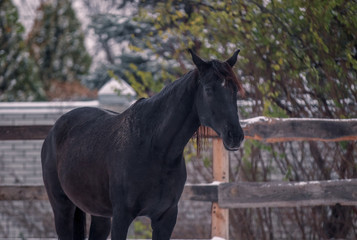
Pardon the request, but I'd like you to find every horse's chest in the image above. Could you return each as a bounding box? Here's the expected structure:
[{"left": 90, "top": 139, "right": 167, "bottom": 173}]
[
  {"left": 139, "top": 164, "right": 186, "bottom": 198},
  {"left": 125, "top": 158, "right": 187, "bottom": 217},
  {"left": 139, "top": 174, "right": 185, "bottom": 217}
]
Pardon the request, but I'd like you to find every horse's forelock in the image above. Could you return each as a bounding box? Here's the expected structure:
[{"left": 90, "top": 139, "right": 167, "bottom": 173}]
[{"left": 211, "top": 60, "right": 245, "bottom": 97}]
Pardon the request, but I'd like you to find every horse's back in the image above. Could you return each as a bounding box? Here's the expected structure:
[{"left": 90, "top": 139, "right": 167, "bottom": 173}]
[
  {"left": 54, "top": 107, "right": 118, "bottom": 143},
  {"left": 42, "top": 107, "right": 119, "bottom": 164},
  {"left": 41, "top": 106, "right": 120, "bottom": 179},
  {"left": 43, "top": 106, "right": 121, "bottom": 174}
]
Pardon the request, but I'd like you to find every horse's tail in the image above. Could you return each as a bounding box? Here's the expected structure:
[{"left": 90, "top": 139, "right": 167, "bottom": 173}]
[{"left": 73, "top": 207, "right": 86, "bottom": 239}]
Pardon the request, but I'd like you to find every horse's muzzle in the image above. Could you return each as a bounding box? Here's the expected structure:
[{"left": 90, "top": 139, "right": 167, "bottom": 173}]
[{"left": 222, "top": 127, "right": 244, "bottom": 151}]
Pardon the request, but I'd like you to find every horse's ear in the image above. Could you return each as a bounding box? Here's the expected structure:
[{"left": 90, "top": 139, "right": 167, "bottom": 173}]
[
  {"left": 226, "top": 49, "right": 240, "bottom": 67},
  {"left": 188, "top": 49, "right": 208, "bottom": 72}
]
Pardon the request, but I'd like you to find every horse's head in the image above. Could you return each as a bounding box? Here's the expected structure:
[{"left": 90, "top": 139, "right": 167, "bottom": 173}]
[{"left": 190, "top": 49, "right": 245, "bottom": 151}]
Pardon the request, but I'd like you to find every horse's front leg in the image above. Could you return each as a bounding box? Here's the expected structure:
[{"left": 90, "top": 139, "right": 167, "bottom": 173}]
[
  {"left": 111, "top": 205, "right": 134, "bottom": 240},
  {"left": 151, "top": 205, "right": 178, "bottom": 240},
  {"left": 89, "top": 215, "right": 111, "bottom": 240}
]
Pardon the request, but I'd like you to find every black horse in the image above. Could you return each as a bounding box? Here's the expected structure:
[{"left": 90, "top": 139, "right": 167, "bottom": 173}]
[{"left": 41, "top": 50, "right": 245, "bottom": 240}]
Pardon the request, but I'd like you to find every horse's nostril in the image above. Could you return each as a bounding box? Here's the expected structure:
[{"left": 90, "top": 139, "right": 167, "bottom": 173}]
[{"left": 228, "top": 131, "right": 234, "bottom": 138}]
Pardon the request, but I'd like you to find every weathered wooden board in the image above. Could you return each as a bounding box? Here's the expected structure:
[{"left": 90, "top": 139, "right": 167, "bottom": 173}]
[
  {"left": 202, "top": 117, "right": 357, "bottom": 142},
  {"left": 182, "top": 184, "right": 218, "bottom": 202},
  {"left": 3, "top": 239, "right": 210, "bottom": 240},
  {"left": 0, "top": 185, "right": 48, "bottom": 201},
  {"left": 218, "top": 179, "right": 357, "bottom": 208},
  {"left": 2, "top": 179, "right": 357, "bottom": 209},
  {"left": 1, "top": 117, "right": 357, "bottom": 142},
  {"left": 0, "top": 184, "right": 218, "bottom": 201},
  {"left": 241, "top": 117, "right": 357, "bottom": 142},
  {"left": 0, "top": 125, "right": 52, "bottom": 140}
]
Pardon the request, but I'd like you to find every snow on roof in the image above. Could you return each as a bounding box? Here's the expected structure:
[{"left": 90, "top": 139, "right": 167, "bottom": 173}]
[
  {"left": 0, "top": 101, "right": 99, "bottom": 114},
  {"left": 98, "top": 78, "right": 136, "bottom": 97}
]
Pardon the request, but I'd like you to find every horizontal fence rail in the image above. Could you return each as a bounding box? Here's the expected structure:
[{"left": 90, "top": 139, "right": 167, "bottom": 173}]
[
  {"left": 240, "top": 117, "right": 357, "bottom": 142},
  {"left": 0, "top": 125, "right": 52, "bottom": 140},
  {"left": 4, "top": 238, "right": 204, "bottom": 240},
  {"left": 206, "top": 117, "right": 357, "bottom": 142},
  {"left": 0, "top": 184, "right": 217, "bottom": 202},
  {"left": 2, "top": 179, "right": 357, "bottom": 208},
  {"left": 218, "top": 179, "right": 357, "bottom": 208},
  {"left": 1, "top": 117, "right": 357, "bottom": 141}
]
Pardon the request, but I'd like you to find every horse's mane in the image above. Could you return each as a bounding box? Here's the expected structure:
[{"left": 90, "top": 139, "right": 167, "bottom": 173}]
[{"left": 147, "top": 70, "right": 199, "bottom": 105}]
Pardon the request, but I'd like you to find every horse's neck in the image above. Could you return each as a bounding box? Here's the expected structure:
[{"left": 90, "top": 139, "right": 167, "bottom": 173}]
[{"left": 147, "top": 71, "right": 200, "bottom": 156}]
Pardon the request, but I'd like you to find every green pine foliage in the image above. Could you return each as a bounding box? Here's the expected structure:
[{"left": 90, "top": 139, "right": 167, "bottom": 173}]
[
  {"left": 0, "top": 0, "right": 44, "bottom": 101},
  {"left": 27, "top": 0, "right": 91, "bottom": 90},
  {"left": 85, "top": 11, "right": 179, "bottom": 97}
]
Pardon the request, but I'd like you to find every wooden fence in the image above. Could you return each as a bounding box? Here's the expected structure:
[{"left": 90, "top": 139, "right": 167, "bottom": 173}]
[{"left": 1, "top": 117, "right": 357, "bottom": 240}]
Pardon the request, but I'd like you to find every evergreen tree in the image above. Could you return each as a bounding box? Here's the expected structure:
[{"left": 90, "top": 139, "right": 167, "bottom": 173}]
[
  {"left": 27, "top": 0, "right": 91, "bottom": 91},
  {"left": 0, "top": 0, "right": 44, "bottom": 101},
  {"left": 84, "top": 5, "right": 179, "bottom": 97}
]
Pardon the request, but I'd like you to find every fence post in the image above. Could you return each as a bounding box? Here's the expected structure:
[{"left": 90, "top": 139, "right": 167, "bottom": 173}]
[{"left": 211, "top": 137, "right": 229, "bottom": 239}]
